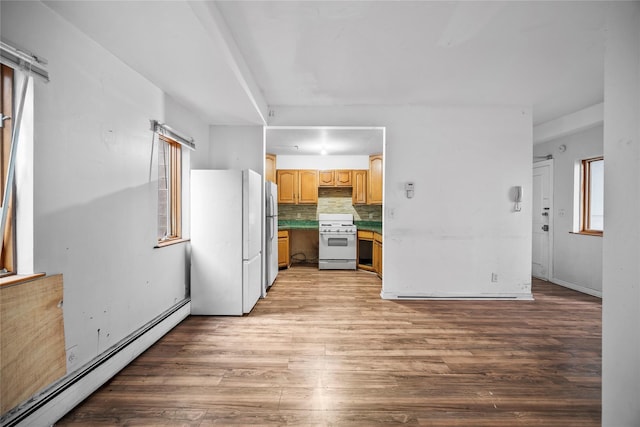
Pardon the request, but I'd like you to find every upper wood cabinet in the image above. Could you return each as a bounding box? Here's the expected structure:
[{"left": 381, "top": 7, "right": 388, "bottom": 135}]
[
  {"left": 276, "top": 170, "right": 297, "bottom": 203},
  {"left": 318, "top": 170, "right": 335, "bottom": 186},
  {"left": 265, "top": 154, "right": 276, "bottom": 183},
  {"left": 335, "top": 170, "right": 352, "bottom": 187},
  {"left": 276, "top": 170, "right": 318, "bottom": 204},
  {"left": 298, "top": 170, "right": 319, "bottom": 203},
  {"left": 368, "top": 154, "right": 383, "bottom": 205},
  {"left": 319, "top": 170, "right": 352, "bottom": 187},
  {"left": 352, "top": 170, "right": 367, "bottom": 205}
]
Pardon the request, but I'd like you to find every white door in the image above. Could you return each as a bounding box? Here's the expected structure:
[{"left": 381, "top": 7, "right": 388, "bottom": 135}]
[{"left": 532, "top": 161, "right": 553, "bottom": 280}]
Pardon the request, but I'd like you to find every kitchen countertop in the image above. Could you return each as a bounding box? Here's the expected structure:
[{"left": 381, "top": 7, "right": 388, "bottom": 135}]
[
  {"left": 278, "top": 220, "right": 382, "bottom": 234},
  {"left": 278, "top": 220, "right": 319, "bottom": 230},
  {"left": 354, "top": 221, "right": 383, "bottom": 234}
]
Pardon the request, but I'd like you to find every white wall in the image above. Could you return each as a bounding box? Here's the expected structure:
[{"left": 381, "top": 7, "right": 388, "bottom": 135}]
[
  {"left": 276, "top": 155, "right": 370, "bottom": 170},
  {"left": 270, "top": 105, "right": 533, "bottom": 299},
  {"left": 533, "top": 125, "right": 603, "bottom": 296},
  {"left": 165, "top": 94, "right": 210, "bottom": 170},
  {"left": 1, "top": 1, "right": 205, "bottom": 374},
  {"left": 602, "top": 3, "right": 640, "bottom": 425},
  {"left": 209, "top": 125, "right": 263, "bottom": 172}
]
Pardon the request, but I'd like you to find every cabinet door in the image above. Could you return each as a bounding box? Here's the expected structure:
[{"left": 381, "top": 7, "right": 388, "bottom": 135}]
[
  {"left": 373, "top": 239, "right": 382, "bottom": 278},
  {"left": 298, "top": 170, "right": 318, "bottom": 204},
  {"left": 277, "top": 170, "right": 297, "bottom": 204},
  {"left": 368, "top": 155, "right": 383, "bottom": 205},
  {"left": 318, "top": 170, "right": 335, "bottom": 186},
  {"left": 335, "top": 170, "right": 352, "bottom": 187},
  {"left": 352, "top": 170, "right": 368, "bottom": 205},
  {"left": 265, "top": 154, "right": 276, "bottom": 183},
  {"left": 278, "top": 232, "right": 290, "bottom": 268}
]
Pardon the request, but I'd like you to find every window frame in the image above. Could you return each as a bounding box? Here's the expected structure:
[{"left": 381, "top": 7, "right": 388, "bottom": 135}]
[
  {"left": 1, "top": 64, "right": 16, "bottom": 276},
  {"left": 157, "top": 135, "right": 182, "bottom": 245},
  {"left": 580, "top": 156, "right": 604, "bottom": 236}
]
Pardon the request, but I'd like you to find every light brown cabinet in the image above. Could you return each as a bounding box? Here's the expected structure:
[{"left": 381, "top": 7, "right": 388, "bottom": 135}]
[
  {"left": 318, "top": 170, "right": 335, "bottom": 186},
  {"left": 276, "top": 170, "right": 318, "bottom": 204},
  {"left": 278, "top": 230, "right": 290, "bottom": 268},
  {"left": 373, "top": 232, "right": 383, "bottom": 278},
  {"left": 298, "top": 170, "right": 319, "bottom": 203},
  {"left": 357, "top": 230, "right": 382, "bottom": 277},
  {"left": 352, "top": 170, "right": 367, "bottom": 205},
  {"left": 265, "top": 153, "right": 276, "bottom": 183},
  {"left": 335, "top": 170, "right": 352, "bottom": 187},
  {"left": 319, "top": 169, "right": 352, "bottom": 187},
  {"left": 277, "top": 170, "right": 297, "bottom": 204},
  {"left": 368, "top": 154, "right": 383, "bottom": 205},
  {"left": 357, "top": 230, "right": 375, "bottom": 272}
]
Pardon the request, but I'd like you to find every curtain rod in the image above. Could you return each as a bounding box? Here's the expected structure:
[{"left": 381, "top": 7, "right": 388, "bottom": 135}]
[
  {"left": 150, "top": 120, "right": 196, "bottom": 151},
  {"left": 0, "top": 41, "right": 49, "bottom": 82}
]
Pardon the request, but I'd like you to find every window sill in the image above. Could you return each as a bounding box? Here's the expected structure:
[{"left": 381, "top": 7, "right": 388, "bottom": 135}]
[
  {"left": 570, "top": 231, "right": 603, "bottom": 237},
  {"left": 155, "top": 238, "right": 190, "bottom": 249},
  {"left": 0, "top": 273, "right": 46, "bottom": 288}
]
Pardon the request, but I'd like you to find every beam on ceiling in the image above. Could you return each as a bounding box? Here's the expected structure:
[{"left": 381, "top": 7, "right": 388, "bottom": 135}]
[
  {"left": 533, "top": 103, "right": 604, "bottom": 145},
  {"left": 187, "top": 1, "right": 269, "bottom": 126}
]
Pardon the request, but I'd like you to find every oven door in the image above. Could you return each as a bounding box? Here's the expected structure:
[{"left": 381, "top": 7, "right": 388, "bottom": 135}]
[{"left": 319, "top": 231, "right": 356, "bottom": 261}]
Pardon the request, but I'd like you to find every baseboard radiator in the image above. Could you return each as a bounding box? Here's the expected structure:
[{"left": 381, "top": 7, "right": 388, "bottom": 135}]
[{"left": 1, "top": 299, "right": 191, "bottom": 427}]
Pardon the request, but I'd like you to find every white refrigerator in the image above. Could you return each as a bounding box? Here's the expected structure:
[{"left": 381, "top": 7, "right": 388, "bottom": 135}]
[
  {"left": 191, "top": 169, "right": 262, "bottom": 315},
  {"left": 265, "top": 181, "right": 278, "bottom": 289}
]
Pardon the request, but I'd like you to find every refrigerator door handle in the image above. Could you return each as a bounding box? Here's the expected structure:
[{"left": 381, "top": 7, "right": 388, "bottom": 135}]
[
  {"left": 269, "top": 194, "right": 274, "bottom": 217},
  {"left": 270, "top": 216, "right": 275, "bottom": 240}
]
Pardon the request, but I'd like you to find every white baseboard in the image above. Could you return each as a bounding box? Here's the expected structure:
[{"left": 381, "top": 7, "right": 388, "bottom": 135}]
[
  {"left": 2, "top": 300, "right": 191, "bottom": 427},
  {"left": 551, "top": 277, "right": 603, "bottom": 298},
  {"left": 380, "top": 291, "right": 534, "bottom": 301}
]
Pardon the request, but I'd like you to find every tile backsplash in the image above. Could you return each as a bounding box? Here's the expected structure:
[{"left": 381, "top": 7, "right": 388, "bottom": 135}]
[{"left": 278, "top": 188, "right": 382, "bottom": 221}]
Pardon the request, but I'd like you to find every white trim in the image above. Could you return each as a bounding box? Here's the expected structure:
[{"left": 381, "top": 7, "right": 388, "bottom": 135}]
[
  {"left": 380, "top": 291, "right": 534, "bottom": 301},
  {"left": 551, "top": 277, "right": 602, "bottom": 298},
  {"left": 266, "top": 125, "right": 386, "bottom": 131},
  {"left": 1, "top": 301, "right": 190, "bottom": 427}
]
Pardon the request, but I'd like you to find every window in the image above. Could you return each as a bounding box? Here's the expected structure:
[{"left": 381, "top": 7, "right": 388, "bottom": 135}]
[
  {"left": 157, "top": 135, "right": 182, "bottom": 243},
  {"left": 580, "top": 156, "right": 604, "bottom": 235},
  {"left": 1, "top": 64, "right": 15, "bottom": 276}
]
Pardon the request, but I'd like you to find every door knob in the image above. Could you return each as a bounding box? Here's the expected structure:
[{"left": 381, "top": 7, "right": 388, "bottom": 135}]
[{"left": 542, "top": 225, "right": 549, "bottom": 231}]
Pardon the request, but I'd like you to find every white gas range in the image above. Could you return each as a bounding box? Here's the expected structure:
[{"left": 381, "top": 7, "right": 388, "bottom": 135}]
[{"left": 318, "top": 213, "right": 357, "bottom": 270}]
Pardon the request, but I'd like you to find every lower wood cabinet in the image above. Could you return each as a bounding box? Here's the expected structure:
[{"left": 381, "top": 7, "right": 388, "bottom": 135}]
[
  {"left": 278, "top": 230, "right": 290, "bottom": 268},
  {"left": 357, "top": 230, "right": 374, "bottom": 272},
  {"left": 373, "top": 233, "right": 382, "bottom": 278},
  {"left": 358, "top": 230, "right": 382, "bottom": 277}
]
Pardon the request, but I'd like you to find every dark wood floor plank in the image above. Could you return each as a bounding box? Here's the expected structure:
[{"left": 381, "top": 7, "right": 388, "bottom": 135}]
[{"left": 57, "top": 267, "right": 601, "bottom": 426}]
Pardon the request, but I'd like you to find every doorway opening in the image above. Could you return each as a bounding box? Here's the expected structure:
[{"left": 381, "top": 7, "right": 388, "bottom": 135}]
[{"left": 263, "top": 126, "right": 386, "bottom": 290}]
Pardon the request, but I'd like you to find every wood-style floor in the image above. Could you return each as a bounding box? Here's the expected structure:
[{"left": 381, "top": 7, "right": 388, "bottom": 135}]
[{"left": 57, "top": 266, "right": 601, "bottom": 426}]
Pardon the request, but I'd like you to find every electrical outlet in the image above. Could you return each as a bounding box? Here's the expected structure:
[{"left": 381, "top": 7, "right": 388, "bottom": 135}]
[
  {"left": 491, "top": 273, "right": 498, "bottom": 283},
  {"left": 368, "top": 213, "right": 374, "bottom": 219},
  {"left": 296, "top": 212, "right": 301, "bottom": 219}
]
